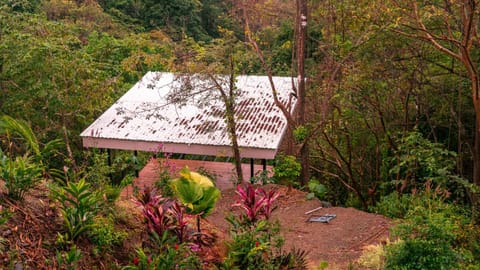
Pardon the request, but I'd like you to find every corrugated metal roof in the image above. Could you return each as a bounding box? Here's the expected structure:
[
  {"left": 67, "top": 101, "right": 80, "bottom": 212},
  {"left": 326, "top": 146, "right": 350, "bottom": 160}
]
[{"left": 81, "top": 72, "right": 297, "bottom": 159}]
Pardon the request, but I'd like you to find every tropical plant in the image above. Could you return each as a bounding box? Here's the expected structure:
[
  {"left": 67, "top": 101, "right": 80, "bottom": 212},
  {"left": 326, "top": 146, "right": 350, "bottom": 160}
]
[
  {"left": 169, "top": 167, "right": 220, "bottom": 233},
  {"left": 133, "top": 187, "right": 193, "bottom": 244},
  {"left": 89, "top": 215, "right": 127, "bottom": 253},
  {"left": 50, "top": 179, "right": 102, "bottom": 245},
  {"left": 385, "top": 130, "right": 460, "bottom": 193},
  {"left": 55, "top": 246, "right": 82, "bottom": 270},
  {"left": 306, "top": 178, "right": 327, "bottom": 200},
  {"left": 273, "top": 155, "right": 301, "bottom": 186},
  {"left": 0, "top": 205, "right": 10, "bottom": 226},
  {"left": 223, "top": 184, "right": 308, "bottom": 269},
  {"left": 0, "top": 150, "right": 42, "bottom": 200},
  {"left": 383, "top": 182, "right": 480, "bottom": 269},
  {"left": 233, "top": 184, "right": 279, "bottom": 224},
  {"left": 0, "top": 115, "right": 63, "bottom": 170},
  {"left": 122, "top": 244, "right": 202, "bottom": 270}
]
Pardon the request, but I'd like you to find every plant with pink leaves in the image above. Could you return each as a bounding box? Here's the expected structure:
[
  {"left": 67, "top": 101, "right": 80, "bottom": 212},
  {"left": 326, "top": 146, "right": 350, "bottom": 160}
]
[
  {"left": 133, "top": 187, "right": 193, "bottom": 244},
  {"left": 233, "top": 184, "right": 279, "bottom": 224}
]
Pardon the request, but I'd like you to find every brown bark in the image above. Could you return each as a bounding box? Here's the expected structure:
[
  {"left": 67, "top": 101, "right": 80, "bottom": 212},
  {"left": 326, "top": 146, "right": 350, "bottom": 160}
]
[
  {"left": 208, "top": 72, "right": 244, "bottom": 183},
  {"left": 296, "top": 0, "right": 309, "bottom": 186}
]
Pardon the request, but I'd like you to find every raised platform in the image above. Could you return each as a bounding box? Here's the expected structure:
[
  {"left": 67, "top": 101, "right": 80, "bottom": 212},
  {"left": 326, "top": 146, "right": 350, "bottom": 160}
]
[{"left": 120, "top": 158, "right": 273, "bottom": 199}]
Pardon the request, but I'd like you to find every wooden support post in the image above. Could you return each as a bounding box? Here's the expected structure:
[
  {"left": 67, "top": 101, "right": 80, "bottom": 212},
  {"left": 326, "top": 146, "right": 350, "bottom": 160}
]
[
  {"left": 107, "top": 149, "right": 113, "bottom": 182},
  {"left": 134, "top": 150, "right": 139, "bottom": 178},
  {"left": 262, "top": 159, "right": 267, "bottom": 171},
  {"left": 250, "top": 158, "right": 254, "bottom": 179}
]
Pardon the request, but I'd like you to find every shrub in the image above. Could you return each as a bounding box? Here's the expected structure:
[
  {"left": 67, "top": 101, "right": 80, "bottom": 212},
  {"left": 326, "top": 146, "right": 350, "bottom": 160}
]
[
  {"left": 133, "top": 187, "right": 194, "bottom": 244},
  {"left": 122, "top": 244, "right": 202, "bottom": 270},
  {"left": 383, "top": 183, "right": 479, "bottom": 269},
  {"left": 50, "top": 179, "right": 102, "bottom": 245},
  {"left": 233, "top": 184, "right": 279, "bottom": 224},
  {"left": 0, "top": 152, "right": 42, "bottom": 200},
  {"left": 89, "top": 215, "right": 127, "bottom": 253},
  {"left": 249, "top": 170, "right": 274, "bottom": 185},
  {"left": 222, "top": 184, "right": 308, "bottom": 269},
  {"left": 371, "top": 192, "right": 411, "bottom": 218},
  {"left": 306, "top": 178, "right": 327, "bottom": 200},
  {"left": 383, "top": 130, "right": 460, "bottom": 194},
  {"left": 273, "top": 155, "right": 301, "bottom": 186}
]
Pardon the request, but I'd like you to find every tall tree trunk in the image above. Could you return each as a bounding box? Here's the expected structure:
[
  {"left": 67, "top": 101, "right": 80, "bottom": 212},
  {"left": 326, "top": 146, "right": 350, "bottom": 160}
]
[
  {"left": 208, "top": 70, "right": 244, "bottom": 184},
  {"left": 468, "top": 63, "right": 480, "bottom": 223},
  {"left": 296, "top": 0, "right": 309, "bottom": 185},
  {"left": 226, "top": 99, "right": 244, "bottom": 183}
]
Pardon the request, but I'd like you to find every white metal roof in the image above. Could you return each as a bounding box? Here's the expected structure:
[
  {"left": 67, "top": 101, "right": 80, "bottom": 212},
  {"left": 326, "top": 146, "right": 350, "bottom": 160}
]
[{"left": 81, "top": 72, "right": 297, "bottom": 159}]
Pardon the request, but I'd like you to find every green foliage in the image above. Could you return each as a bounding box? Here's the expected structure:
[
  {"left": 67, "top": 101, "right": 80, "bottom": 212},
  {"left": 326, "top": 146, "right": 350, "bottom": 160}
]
[
  {"left": 55, "top": 245, "right": 82, "bottom": 270},
  {"left": 306, "top": 178, "right": 327, "bottom": 200},
  {"left": 371, "top": 192, "right": 412, "bottom": 219},
  {"left": 154, "top": 156, "right": 176, "bottom": 197},
  {"left": 0, "top": 151, "right": 42, "bottom": 200},
  {"left": 0, "top": 0, "right": 40, "bottom": 13},
  {"left": 293, "top": 125, "right": 308, "bottom": 143},
  {"left": 89, "top": 215, "right": 127, "bottom": 253},
  {"left": 170, "top": 167, "right": 220, "bottom": 219},
  {"left": 99, "top": 0, "right": 236, "bottom": 42},
  {"left": 249, "top": 170, "right": 274, "bottom": 185},
  {"left": 222, "top": 219, "right": 282, "bottom": 270},
  {"left": 0, "top": 205, "right": 11, "bottom": 226},
  {"left": 122, "top": 244, "right": 202, "bottom": 270},
  {"left": 50, "top": 179, "right": 102, "bottom": 245},
  {"left": 382, "top": 184, "right": 480, "bottom": 269},
  {"left": 273, "top": 155, "right": 301, "bottom": 185},
  {"left": 385, "top": 130, "right": 459, "bottom": 192},
  {"left": 222, "top": 185, "right": 308, "bottom": 270}
]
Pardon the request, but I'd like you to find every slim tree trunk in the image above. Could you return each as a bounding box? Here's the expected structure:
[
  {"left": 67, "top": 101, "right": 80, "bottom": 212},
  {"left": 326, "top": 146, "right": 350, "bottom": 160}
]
[
  {"left": 226, "top": 100, "right": 244, "bottom": 183},
  {"left": 208, "top": 69, "right": 244, "bottom": 183},
  {"left": 296, "top": 0, "right": 309, "bottom": 185},
  {"left": 469, "top": 67, "right": 480, "bottom": 223}
]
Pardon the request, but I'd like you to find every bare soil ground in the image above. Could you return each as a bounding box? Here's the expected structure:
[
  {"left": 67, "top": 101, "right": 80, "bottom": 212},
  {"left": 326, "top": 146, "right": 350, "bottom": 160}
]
[{"left": 206, "top": 184, "right": 390, "bottom": 269}]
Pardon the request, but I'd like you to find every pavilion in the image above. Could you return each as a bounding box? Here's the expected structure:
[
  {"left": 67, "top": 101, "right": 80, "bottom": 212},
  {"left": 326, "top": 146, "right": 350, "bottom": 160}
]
[{"left": 80, "top": 72, "right": 297, "bottom": 181}]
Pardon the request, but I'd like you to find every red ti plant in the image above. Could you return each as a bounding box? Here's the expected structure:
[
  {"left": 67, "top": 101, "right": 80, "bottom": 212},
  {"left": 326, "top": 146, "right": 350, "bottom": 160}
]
[
  {"left": 133, "top": 186, "right": 193, "bottom": 244},
  {"left": 233, "top": 184, "right": 279, "bottom": 224},
  {"left": 133, "top": 187, "right": 174, "bottom": 238},
  {"left": 257, "top": 188, "right": 279, "bottom": 220},
  {"left": 169, "top": 200, "right": 191, "bottom": 243}
]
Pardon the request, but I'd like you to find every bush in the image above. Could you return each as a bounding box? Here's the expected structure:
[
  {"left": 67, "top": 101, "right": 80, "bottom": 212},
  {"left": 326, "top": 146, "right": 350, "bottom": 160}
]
[
  {"left": 89, "top": 215, "right": 127, "bottom": 253},
  {"left": 0, "top": 153, "right": 42, "bottom": 200},
  {"left": 222, "top": 184, "right": 308, "bottom": 269},
  {"left": 122, "top": 244, "right": 202, "bottom": 270},
  {"left": 306, "top": 178, "right": 327, "bottom": 200},
  {"left": 273, "top": 155, "right": 301, "bottom": 186},
  {"left": 50, "top": 179, "right": 102, "bottom": 245},
  {"left": 382, "top": 184, "right": 480, "bottom": 269},
  {"left": 371, "top": 192, "right": 411, "bottom": 218}
]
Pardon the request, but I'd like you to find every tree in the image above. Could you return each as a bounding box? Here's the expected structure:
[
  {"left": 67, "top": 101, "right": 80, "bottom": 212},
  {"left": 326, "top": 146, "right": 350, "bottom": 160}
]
[
  {"left": 167, "top": 33, "right": 248, "bottom": 182},
  {"left": 239, "top": 0, "right": 310, "bottom": 185},
  {"left": 391, "top": 0, "right": 480, "bottom": 223}
]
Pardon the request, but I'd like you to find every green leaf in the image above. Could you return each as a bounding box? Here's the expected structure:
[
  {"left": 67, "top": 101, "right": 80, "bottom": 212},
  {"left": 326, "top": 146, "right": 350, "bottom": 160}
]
[{"left": 170, "top": 178, "right": 204, "bottom": 211}]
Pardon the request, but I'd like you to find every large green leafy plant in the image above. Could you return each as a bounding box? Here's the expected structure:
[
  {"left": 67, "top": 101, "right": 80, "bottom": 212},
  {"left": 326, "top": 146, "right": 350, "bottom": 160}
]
[
  {"left": 0, "top": 115, "right": 62, "bottom": 200},
  {"left": 50, "top": 179, "right": 102, "bottom": 245},
  {"left": 0, "top": 152, "right": 42, "bottom": 200},
  {"left": 169, "top": 166, "right": 220, "bottom": 233}
]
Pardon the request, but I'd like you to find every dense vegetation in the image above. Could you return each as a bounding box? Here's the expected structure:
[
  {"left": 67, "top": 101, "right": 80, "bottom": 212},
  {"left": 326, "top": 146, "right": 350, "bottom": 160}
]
[{"left": 1, "top": 0, "right": 480, "bottom": 269}]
